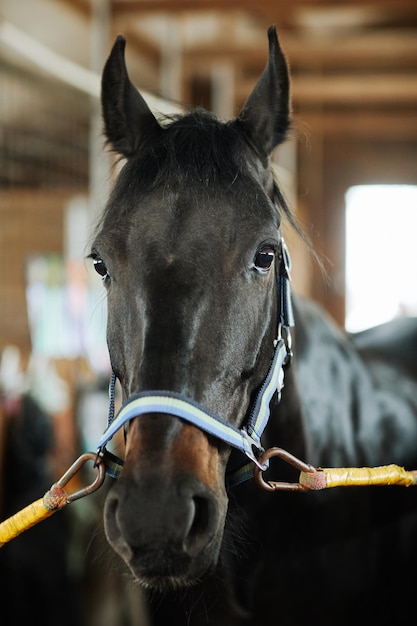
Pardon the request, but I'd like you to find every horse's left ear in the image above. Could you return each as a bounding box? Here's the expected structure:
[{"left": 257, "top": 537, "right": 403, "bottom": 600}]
[
  {"left": 236, "top": 26, "right": 290, "bottom": 157},
  {"left": 101, "top": 35, "right": 163, "bottom": 157}
]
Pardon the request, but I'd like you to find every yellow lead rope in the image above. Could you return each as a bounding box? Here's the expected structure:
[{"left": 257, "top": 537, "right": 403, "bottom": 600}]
[
  {"left": 0, "top": 452, "right": 105, "bottom": 547},
  {"left": 300, "top": 464, "right": 417, "bottom": 490},
  {"left": 0, "top": 488, "right": 67, "bottom": 547},
  {"left": 254, "top": 447, "right": 417, "bottom": 492},
  {"left": 300, "top": 465, "right": 417, "bottom": 490}
]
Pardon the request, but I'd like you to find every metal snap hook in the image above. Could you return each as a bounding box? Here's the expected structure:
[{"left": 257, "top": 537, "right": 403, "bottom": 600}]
[
  {"left": 254, "top": 447, "right": 317, "bottom": 492},
  {"left": 54, "top": 451, "right": 106, "bottom": 503}
]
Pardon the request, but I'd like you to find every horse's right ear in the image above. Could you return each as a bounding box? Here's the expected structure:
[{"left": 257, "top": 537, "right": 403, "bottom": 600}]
[
  {"left": 101, "top": 35, "right": 163, "bottom": 157},
  {"left": 236, "top": 26, "right": 290, "bottom": 159}
]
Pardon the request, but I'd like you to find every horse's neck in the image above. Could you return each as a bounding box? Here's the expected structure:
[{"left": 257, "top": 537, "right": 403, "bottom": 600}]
[
  {"left": 277, "top": 294, "right": 417, "bottom": 469},
  {"left": 271, "top": 294, "right": 374, "bottom": 467}
]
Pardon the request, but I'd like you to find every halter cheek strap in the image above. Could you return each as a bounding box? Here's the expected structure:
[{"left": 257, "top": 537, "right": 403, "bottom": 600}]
[{"left": 97, "top": 239, "right": 294, "bottom": 486}]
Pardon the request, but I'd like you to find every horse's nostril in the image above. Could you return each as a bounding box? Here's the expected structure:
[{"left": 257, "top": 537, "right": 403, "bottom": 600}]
[
  {"left": 184, "top": 495, "right": 213, "bottom": 556},
  {"left": 104, "top": 492, "right": 121, "bottom": 540},
  {"left": 107, "top": 492, "right": 118, "bottom": 516},
  {"left": 191, "top": 496, "right": 209, "bottom": 534}
]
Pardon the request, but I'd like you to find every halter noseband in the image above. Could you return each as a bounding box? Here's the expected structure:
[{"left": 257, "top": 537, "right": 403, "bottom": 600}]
[{"left": 97, "top": 238, "right": 294, "bottom": 486}]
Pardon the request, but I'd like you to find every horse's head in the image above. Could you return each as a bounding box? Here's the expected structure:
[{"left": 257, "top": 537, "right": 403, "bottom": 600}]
[{"left": 92, "top": 26, "right": 291, "bottom": 589}]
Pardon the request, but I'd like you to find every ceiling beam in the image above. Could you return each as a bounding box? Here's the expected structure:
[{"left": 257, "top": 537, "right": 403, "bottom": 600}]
[
  {"left": 293, "top": 75, "right": 417, "bottom": 106},
  {"left": 295, "top": 111, "right": 417, "bottom": 139},
  {"left": 108, "top": 0, "right": 417, "bottom": 31},
  {"left": 180, "top": 30, "right": 417, "bottom": 69},
  {"left": 236, "top": 73, "right": 417, "bottom": 106},
  {"left": 109, "top": 0, "right": 417, "bottom": 13}
]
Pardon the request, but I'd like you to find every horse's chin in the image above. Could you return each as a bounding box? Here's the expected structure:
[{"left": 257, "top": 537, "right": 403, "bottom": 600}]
[
  {"left": 131, "top": 571, "right": 202, "bottom": 593},
  {"left": 112, "top": 541, "right": 221, "bottom": 592}
]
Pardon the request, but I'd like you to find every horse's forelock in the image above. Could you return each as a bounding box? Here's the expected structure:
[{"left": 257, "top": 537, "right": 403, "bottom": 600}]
[
  {"left": 99, "top": 108, "right": 291, "bottom": 228},
  {"left": 145, "top": 110, "right": 249, "bottom": 188}
]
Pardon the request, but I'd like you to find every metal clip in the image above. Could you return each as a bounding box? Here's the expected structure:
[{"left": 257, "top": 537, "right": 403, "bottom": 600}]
[
  {"left": 282, "top": 326, "right": 293, "bottom": 368},
  {"left": 242, "top": 429, "right": 268, "bottom": 471},
  {"left": 254, "top": 447, "right": 317, "bottom": 492},
  {"left": 276, "top": 325, "right": 293, "bottom": 369},
  {"left": 54, "top": 452, "right": 106, "bottom": 503}
]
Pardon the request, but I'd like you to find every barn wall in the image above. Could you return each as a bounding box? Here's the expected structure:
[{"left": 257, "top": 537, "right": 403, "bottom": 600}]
[
  {"left": 0, "top": 64, "right": 89, "bottom": 359},
  {"left": 297, "top": 126, "right": 417, "bottom": 327}
]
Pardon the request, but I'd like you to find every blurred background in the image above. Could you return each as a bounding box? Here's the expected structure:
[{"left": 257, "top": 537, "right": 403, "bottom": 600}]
[{"left": 0, "top": 1, "right": 416, "bottom": 623}]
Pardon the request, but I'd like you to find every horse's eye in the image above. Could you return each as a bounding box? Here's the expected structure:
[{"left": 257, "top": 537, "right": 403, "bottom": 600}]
[
  {"left": 93, "top": 257, "right": 109, "bottom": 278},
  {"left": 254, "top": 247, "right": 275, "bottom": 272}
]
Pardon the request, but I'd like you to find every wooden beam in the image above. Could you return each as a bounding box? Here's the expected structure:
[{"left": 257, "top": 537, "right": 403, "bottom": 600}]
[
  {"left": 236, "top": 73, "right": 417, "bottom": 106},
  {"left": 294, "top": 111, "right": 417, "bottom": 139},
  {"left": 111, "top": 0, "right": 255, "bottom": 12},
  {"left": 181, "top": 30, "right": 417, "bottom": 69},
  {"left": 283, "top": 31, "right": 417, "bottom": 69},
  {"left": 292, "top": 74, "right": 417, "bottom": 106},
  {"left": 108, "top": 0, "right": 417, "bottom": 31},
  {"left": 110, "top": 0, "right": 417, "bottom": 15}
]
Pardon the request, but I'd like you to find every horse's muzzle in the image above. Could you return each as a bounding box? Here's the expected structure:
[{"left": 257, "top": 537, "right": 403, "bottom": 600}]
[{"left": 103, "top": 417, "right": 228, "bottom": 588}]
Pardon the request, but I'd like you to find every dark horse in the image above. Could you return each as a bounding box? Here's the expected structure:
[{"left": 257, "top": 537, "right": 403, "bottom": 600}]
[{"left": 91, "top": 26, "right": 417, "bottom": 625}]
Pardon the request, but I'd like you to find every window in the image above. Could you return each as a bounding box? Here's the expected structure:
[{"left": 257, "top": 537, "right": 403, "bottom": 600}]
[{"left": 345, "top": 184, "right": 417, "bottom": 332}]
